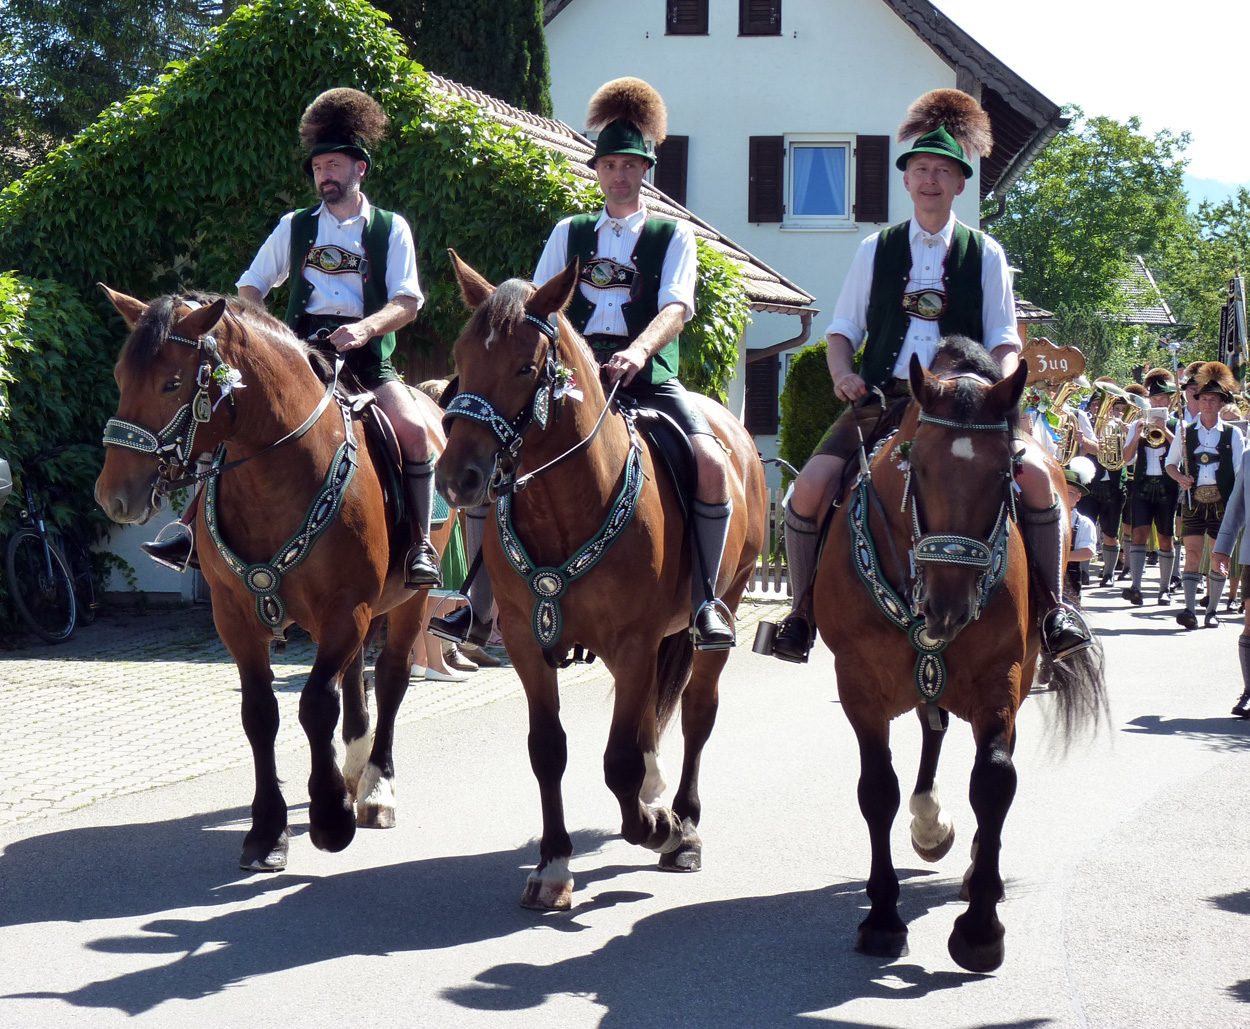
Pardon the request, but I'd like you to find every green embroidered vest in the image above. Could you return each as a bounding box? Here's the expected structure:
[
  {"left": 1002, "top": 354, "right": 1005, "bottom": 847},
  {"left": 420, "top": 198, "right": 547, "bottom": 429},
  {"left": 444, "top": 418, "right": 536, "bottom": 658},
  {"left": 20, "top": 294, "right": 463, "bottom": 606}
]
[
  {"left": 285, "top": 205, "right": 397, "bottom": 361},
  {"left": 1184, "top": 422, "right": 1236, "bottom": 502},
  {"left": 860, "top": 220, "right": 985, "bottom": 390},
  {"left": 564, "top": 213, "right": 680, "bottom": 385}
]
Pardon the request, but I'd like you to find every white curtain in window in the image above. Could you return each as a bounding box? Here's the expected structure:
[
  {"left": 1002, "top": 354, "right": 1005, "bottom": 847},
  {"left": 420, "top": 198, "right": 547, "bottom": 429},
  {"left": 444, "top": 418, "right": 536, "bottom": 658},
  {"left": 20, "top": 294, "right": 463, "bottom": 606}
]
[{"left": 793, "top": 145, "right": 846, "bottom": 217}]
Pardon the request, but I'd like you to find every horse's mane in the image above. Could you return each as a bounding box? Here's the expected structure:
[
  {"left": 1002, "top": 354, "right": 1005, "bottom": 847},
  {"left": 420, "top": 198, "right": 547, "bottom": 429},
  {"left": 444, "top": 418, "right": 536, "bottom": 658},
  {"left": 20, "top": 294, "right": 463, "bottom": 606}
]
[
  {"left": 468, "top": 278, "right": 597, "bottom": 369},
  {"left": 929, "top": 335, "right": 1020, "bottom": 437},
  {"left": 121, "top": 291, "right": 308, "bottom": 373}
]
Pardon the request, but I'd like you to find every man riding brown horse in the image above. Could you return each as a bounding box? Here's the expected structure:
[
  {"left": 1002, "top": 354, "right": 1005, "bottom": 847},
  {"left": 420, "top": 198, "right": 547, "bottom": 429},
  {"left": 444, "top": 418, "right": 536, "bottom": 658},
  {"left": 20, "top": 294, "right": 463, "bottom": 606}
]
[
  {"left": 142, "top": 87, "right": 442, "bottom": 591},
  {"left": 759, "top": 88, "right": 1092, "bottom": 665}
]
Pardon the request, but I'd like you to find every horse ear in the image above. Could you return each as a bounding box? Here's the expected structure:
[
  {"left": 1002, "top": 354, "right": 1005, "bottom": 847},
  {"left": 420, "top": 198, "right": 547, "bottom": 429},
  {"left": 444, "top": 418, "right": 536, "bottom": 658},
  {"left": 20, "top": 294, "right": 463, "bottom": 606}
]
[
  {"left": 171, "top": 298, "right": 226, "bottom": 340},
  {"left": 529, "top": 258, "right": 579, "bottom": 320},
  {"left": 908, "top": 353, "right": 940, "bottom": 406},
  {"left": 98, "top": 283, "right": 148, "bottom": 329},
  {"left": 448, "top": 249, "right": 496, "bottom": 309},
  {"left": 987, "top": 359, "right": 1030, "bottom": 418}
]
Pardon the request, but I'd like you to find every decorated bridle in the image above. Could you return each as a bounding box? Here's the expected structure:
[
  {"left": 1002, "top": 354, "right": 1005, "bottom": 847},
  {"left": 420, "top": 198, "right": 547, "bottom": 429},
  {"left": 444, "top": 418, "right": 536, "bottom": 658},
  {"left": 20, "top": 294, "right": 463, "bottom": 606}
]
[
  {"left": 442, "top": 311, "right": 616, "bottom": 498},
  {"left": 101, "top": 307, "right": 242, "bottom": 505}
]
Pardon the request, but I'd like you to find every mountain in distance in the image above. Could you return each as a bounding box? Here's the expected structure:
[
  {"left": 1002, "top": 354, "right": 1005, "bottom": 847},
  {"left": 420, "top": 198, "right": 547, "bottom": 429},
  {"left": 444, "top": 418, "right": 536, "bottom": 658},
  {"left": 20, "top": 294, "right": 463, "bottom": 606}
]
[{"left": 1184, "top": 173, "right": 1247, "bottom": 212}]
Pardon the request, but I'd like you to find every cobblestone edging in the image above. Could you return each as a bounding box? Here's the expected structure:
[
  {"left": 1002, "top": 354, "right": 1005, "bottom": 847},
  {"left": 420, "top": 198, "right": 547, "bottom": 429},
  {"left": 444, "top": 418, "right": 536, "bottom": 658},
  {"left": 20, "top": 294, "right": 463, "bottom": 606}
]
[{"left": 0, "top": 596, "right": 784, "bottom": 827}]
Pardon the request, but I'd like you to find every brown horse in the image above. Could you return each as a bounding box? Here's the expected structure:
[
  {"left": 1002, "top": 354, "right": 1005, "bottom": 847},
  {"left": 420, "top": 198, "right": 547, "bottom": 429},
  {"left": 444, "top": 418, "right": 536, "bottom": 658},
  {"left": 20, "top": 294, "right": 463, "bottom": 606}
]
[
  {"left": 436, "top": 252, "right": 767, "bottom": 908},
  {"left": 815, "top": 342, "right": 1105, "bottom": 972},
  {"left": 94, "top": 288, "right": 451, "bottom": 871}
]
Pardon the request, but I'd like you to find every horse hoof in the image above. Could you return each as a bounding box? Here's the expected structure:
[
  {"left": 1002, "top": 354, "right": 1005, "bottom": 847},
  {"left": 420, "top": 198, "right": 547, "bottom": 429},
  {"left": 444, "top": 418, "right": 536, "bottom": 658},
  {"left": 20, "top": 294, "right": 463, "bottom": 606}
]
[
  {"left": 658, "top": 818, "right": 702, "bottom": 871},
  {"left": 239, "top": 832, "right": 289, "bottom": 872},
  {"left": 355, "top": 765, "right": 397, "bottom": 828},
  {"left": 308, "top": 794, "right": 357, "bottom": 853},
  {"left": 913, "top": 822, "right": 955, "bottom": 863},
  {"left": 521, "top": 861, "right": 573, "bottom": 910},
  {"left": 855, "top": 923, "right": 909, "bottom": 959},
  {"left": 948, "top": 925, "right": 1004, "bottom": 973}
]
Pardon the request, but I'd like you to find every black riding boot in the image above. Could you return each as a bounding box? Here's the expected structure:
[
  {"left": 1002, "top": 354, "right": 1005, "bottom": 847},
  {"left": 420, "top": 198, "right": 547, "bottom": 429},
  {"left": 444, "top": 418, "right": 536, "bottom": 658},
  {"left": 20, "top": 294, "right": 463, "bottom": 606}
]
[
  {"left": 403, "top": 458, "right": 442, "bottom": 589},
  {"left": 1022, "top": 501, "right": 1093, "bottom": 661},
  {"left": 428, "top": 504, "right": 494, "bottom": 646},
  {"left": 1234, "top": 636, "right": 1250, "bottom": 718},
  {"left": 766, "top": 505, "right": 818, "bottom": 663},
  {"left": 141, "top": 520, "right": 199, "bottom": 572},
  {"left": 691, "top": 498, "right": 735, "bottom": 650}
]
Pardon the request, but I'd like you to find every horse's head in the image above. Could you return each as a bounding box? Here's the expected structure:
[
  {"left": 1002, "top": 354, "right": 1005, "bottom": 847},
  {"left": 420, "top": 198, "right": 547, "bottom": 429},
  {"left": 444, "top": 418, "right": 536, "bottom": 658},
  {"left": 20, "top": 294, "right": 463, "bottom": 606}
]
[
  {"left": 437, "top": 249, "right": 594, "bottom": 508},
  {"left": 904, "top": 341, "right": 1028, "bottom": 643},
  {"left": 94, "top": 286, "right": 234, "bottom": 524}
]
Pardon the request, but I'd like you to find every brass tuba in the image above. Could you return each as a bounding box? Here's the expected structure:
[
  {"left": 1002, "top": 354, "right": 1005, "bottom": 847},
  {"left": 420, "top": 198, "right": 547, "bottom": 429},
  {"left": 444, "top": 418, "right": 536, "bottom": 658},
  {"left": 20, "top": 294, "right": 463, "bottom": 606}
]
[
  {"left": 1052, "top": 376, "right": 1090, "bottom": 465},
  {"left": 1093, "top": 381, "right": 1147, "bottom": 471}
]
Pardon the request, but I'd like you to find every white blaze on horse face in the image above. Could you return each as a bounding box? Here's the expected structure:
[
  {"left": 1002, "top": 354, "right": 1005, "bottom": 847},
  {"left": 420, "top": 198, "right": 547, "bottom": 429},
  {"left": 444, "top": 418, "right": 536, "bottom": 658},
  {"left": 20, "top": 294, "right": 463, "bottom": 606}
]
[{"left": 950, "top": 436, "right": 977, "bottom": 461}]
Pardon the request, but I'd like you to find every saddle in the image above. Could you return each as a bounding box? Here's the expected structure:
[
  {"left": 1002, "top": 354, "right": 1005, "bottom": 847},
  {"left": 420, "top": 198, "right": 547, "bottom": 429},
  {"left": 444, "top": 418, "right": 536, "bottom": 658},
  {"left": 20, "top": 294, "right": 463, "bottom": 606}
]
[{"left": 614, "top": 392, "right": 696, "bottom": 528}]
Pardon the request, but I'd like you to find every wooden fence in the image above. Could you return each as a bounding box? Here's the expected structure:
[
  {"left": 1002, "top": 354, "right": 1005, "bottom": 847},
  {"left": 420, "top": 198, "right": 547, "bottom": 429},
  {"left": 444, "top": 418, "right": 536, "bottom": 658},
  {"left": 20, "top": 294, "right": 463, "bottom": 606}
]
[{"left": 748, "top": 487, "right": 790, "bottom": 595}]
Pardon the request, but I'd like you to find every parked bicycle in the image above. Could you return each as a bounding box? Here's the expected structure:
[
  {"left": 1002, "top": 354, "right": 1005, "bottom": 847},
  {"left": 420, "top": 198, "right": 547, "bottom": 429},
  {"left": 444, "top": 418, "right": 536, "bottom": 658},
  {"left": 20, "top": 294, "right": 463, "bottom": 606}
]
[{"left": 2, "top": 445, "right": 99, "bottom": 643}]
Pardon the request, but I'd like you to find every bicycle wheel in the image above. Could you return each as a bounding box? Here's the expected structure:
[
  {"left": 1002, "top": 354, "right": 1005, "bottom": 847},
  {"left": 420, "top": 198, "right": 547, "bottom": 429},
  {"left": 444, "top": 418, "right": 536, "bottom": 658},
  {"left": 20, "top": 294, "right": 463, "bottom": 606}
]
[
  {"left": 5, "top": 529, "right": 76, "bottom": 643},
  {"left": 59, "top": 533, "right": 97, "bottom": 626}
]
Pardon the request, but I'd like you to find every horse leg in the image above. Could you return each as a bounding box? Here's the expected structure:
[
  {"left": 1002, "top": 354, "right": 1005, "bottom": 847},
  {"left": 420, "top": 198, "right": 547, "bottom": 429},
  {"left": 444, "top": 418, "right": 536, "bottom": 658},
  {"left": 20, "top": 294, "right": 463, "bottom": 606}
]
[
  {"left": 340, "top": 645, "right": 371, "bottom": 799},
  {"left": 948, "top": 718, "right": 1017, "bottom": 973},
  {"left": 604, "top": 654, "right": 685, "bottom": 859},
  {"left": 850, "top": 718, "right": 908, "bottom": 958},
  {"left": 300, "top": 631, "right": 365, "bottom": 853},
  {"left": 357, "top": 600, "right": 424, "bottom": 828},
  {"left": 909, "top": 704, "right": 956, "bottom": 862},
  {"left": 517, "top": 653, "right": 574, "bottom": 910},
  {"left": 658, "top": 647, "right": 725, "bottom": 872},
  {"left": 215, "top": 608, "right": 288, "bottom": 872}
]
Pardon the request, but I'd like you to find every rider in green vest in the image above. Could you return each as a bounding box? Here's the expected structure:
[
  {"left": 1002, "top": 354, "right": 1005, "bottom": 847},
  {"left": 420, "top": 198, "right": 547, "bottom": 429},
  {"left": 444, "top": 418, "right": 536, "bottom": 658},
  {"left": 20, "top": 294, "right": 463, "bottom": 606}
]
[
  {"left": 431, "top": 77, "right": 737, "bottom": 652},
  {"left": 139, "top": 88, "right": 442, "bottom": 589},
  {"left": 762, "top": 88, "right": 1094, "bottom": 665}
]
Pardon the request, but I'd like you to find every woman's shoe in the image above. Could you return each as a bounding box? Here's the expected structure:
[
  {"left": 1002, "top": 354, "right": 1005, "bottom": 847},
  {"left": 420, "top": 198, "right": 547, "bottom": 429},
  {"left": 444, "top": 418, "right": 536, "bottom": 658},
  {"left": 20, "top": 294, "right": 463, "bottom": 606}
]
[
  {"left": 409, "top": 664, "right": 427, "bottom": 679},
  {"left": 424, "top": 666, "right": 470, "bottom": 682}
]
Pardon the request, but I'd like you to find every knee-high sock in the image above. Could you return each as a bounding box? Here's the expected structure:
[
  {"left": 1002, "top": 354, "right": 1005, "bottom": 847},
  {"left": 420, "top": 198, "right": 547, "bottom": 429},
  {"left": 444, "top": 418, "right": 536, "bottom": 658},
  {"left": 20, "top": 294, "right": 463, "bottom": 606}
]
[
  {"left": 1129, "top": 543, "right": 1148, "bottom": 590},
  {"left": 1021, "top": 501, "right": 1065, "bottom": 606},
  {"left": 465, "top": 504, "right": 494, "bottom": 622},
  {"left": 1207, "top": 573, "right": 1227, "bottom": 615},
  {"left": 403, "top": 458, "right": 435, "bottom": 541},
  {"left": 1183, "top": 571, "right": 1202, "bottom": 613},
  {"left": 692, "top": 499, "right": 732, "bottom": 609},
  {"left": 1100, "top": 542, "right": 1119, "bottom": 579},
  {"left": 1239, "top": 636, "right": 1250, "bottom": 694},
  {"left": 784, "top": 504, "right": 819, "bottom": 614},
  {"left": 1158, "top": 549, "right": 1175, "bottom": 593}
]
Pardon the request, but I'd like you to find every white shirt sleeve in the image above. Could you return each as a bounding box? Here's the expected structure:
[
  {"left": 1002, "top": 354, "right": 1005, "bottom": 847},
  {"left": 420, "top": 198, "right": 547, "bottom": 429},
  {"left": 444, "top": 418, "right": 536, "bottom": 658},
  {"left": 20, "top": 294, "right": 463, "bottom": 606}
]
[
  {"left": 385, "top": 213, "right": 424, "bottom": 308},
  {"left": 981, "top": 235, "right": 1019, "bottom": 353},
  {"left": 1233, "top": 425, "right": 1246, "bottom": 468},
  {"left": 1072, "top": 511, "right": 1097, "bottom": 554},
  {"left": 657, "top": 219, "right": 697, "bottom": 323},
  {"left": 534, "top": 217, "right": 574, "bottom": 287},
  {"left": 1165, "top": 426, "right": 1184, "bottom": 470},
  {"left": 236, "top": 212, "right": 295, "bottom": 296},
  {"left": 825, "top": 232, "right": 880, "bottom": 344}
]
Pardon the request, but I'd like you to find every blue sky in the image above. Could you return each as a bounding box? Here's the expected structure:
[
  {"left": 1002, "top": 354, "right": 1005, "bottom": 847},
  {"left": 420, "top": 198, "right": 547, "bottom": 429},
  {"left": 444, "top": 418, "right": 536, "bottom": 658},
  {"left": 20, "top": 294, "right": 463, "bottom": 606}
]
[{"left": 932, "top": 0, "right": 1248, "bottom": 185}]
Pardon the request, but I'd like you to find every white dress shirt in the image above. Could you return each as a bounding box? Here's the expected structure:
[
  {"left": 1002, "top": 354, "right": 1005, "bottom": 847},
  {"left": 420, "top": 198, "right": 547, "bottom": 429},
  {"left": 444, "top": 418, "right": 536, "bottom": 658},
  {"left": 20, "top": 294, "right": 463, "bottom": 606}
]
[
  {"left": 1071, "top": 507, "right": 1096, "bottom": 556},
  {"left": 826, "top": 214, "right": 1019, "bottom": 377},
  {"left": 534, "top": 208, "right": 697, "bottom": 336},
  {"left": 1124, "top": 418, "right": 1169, "bottom": 476},
  {"left": 1165, "top": 417, "right": 1246, "bottom": 486},
  {"left": 236, "top": 195, "right": 423, "bottom": 318}
]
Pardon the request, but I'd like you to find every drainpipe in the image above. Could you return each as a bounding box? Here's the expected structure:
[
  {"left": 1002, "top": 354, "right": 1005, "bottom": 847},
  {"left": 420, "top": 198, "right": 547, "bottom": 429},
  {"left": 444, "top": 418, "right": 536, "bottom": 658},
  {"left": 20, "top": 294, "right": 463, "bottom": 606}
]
[{"left": 745, "top": 311, "right": 814, "bottom": 364}]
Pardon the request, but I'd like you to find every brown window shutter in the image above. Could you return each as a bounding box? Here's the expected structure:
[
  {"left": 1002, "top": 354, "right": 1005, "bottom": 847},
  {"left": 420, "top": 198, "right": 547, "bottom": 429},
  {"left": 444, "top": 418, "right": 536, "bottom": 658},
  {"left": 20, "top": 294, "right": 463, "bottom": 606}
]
[
  {"left": 654, "top": 135, "right": 689, "bottom": 207},
  {"left": 667, "top": 0, "right": 708, "bottom": 35},
  {"left": 748, "top": 136, "right": 785, "bottom": 223},
  {"left": 853, "top": 134, "right": 890, "bottom": 223},
  {"left": 744, "top": 353, "right": 781, "bottom": 434},
  {"left": 740, "top": 0, "right": 782, "bottom": 35}
]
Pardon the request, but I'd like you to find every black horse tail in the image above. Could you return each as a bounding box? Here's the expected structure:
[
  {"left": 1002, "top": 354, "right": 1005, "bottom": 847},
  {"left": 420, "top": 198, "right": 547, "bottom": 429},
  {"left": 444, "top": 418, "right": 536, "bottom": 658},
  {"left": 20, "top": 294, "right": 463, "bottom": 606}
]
[
  {"left": 655, "top": 631, "right": 694, "bottom": 735},
  {"left": 1045, "top": 586, "right": 1110, "bottom": 746}
]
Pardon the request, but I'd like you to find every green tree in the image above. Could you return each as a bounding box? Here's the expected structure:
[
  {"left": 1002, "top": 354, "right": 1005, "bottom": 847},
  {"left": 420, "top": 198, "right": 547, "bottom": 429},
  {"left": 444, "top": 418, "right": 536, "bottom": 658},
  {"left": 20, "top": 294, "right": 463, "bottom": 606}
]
[
  {"left": 377, "top": 0, "right": 552, "bottom": 116},
  {"left": 0, "top": 0, "right": 233, "bottom": 182},
  {"left": 989, "top": 108, "right": 1191, "bottom": 315}
]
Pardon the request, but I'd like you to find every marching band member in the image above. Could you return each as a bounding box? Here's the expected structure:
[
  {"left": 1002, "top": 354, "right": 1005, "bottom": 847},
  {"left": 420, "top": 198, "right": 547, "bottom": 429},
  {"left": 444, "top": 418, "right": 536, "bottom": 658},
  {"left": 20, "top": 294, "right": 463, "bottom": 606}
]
[
  {"left": 1080, "top": 380, "right": 1129, "bottom": 588},
  {"left": 1121, "top": 369, "right": 1179, "bottom": 604},
  {"left": 1166, "top": 362, "right": 1245, "bottom": 628}
]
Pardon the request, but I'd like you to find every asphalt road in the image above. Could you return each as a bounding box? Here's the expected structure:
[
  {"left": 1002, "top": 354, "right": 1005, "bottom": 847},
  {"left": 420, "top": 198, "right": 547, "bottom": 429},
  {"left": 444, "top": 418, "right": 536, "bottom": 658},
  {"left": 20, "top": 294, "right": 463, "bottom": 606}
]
[{"left": 0, "top": 585, "right": 1247, "bottom": 1028}]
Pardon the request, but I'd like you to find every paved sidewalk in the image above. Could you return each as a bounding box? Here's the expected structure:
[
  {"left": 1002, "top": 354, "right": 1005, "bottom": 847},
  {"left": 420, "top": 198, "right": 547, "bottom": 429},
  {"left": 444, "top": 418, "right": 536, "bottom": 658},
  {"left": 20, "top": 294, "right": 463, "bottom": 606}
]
[{"left": 0, "top": 595, "right": 784, "bottom": 828}]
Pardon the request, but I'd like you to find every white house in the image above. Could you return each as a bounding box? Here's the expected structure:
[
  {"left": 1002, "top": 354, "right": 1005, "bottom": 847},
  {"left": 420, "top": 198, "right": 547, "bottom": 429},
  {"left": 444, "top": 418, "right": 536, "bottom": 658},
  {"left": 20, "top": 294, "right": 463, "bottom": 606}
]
[{"left": 543, "top": 0, "right": 1065, "bottom": 474}]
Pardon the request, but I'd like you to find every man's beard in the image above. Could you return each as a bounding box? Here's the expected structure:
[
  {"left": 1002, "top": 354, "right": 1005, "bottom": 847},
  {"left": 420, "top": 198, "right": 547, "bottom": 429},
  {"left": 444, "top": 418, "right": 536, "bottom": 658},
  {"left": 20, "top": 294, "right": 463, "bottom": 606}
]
[{"left": 318, "top": 179, "right": 354, "bottom": 204}]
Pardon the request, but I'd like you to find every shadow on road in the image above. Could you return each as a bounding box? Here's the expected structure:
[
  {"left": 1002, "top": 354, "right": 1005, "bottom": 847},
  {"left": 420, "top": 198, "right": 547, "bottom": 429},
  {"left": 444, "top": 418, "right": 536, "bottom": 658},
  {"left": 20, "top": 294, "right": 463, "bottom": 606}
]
[
  {"left": 1122, "top": 714, "right": 1250, "bottom": 752},
  {"left": 0, "top": 808, "right": 1015, "bottom": 1022},
  {"left": 442, "top": 871, "right": 1002, "bottom": 1028}
]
